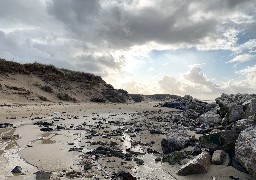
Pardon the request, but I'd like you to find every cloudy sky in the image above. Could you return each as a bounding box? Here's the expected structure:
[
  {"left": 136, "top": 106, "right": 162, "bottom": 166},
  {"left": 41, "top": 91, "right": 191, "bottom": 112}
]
[{"left": 0, "top": 0, "right": 256, "bottom": 99}]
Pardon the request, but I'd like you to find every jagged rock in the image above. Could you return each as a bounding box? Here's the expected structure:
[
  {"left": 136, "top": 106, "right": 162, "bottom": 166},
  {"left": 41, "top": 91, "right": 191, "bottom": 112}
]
[
  {"left": 212, "top": 150, "right": 226, "bottom": 165},
  {"left": 229, "top": 103, "right": 244, "bottom": 122},
  {"left": 232, "top": 119, "right": 256, "bottom": 132},
  {"left": 161, "top": 128, "right": 190, "bottom": 154},
  {"left": 199, "top": 130, "right": 239, "bottom": 152},
  {"left": 198, "top": 111, "right": 222, "bottom": 124},
  {"left": 113, "top": 171, "right": 137, "bottom": 180},
  {"left": 35, "top": 171, "right": 52, "bottom": 180},
  {"left": 11, "top": 166, "right": 22, "bottom": 174},
  {"left": 245, "top": 98, "right": 256, "bottom": 117},
  {"left": 162, "top": 151, "right": 184, "bottom": 165},
  {"left": 177, "top": 151, "right": 211, "bottom": 176},
  {"left": 235, "top": 127, "right": 256, "bottom": 178}
]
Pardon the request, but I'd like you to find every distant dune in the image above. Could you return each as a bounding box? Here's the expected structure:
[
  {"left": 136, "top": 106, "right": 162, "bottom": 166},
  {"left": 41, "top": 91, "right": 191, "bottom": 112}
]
[{"left": 0, "top": 59, "right": 129, "bottom": 104}]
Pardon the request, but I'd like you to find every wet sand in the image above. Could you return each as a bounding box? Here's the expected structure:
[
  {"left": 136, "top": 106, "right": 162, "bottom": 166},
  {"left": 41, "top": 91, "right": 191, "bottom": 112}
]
[{"left": 0, "top": 102, "right": 251, "bottom": 179}]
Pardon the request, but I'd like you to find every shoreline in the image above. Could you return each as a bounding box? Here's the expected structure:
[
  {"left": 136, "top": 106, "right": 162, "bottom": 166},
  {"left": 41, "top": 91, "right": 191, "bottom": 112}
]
[{"left": 0, "top": 101, "right": 252, "bottom": 179}]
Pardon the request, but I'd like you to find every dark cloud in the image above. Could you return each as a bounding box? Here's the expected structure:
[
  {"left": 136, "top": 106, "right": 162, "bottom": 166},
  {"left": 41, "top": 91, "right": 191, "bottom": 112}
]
[{"left": 0, "top": 0, "right": 256, "bottom": 82}]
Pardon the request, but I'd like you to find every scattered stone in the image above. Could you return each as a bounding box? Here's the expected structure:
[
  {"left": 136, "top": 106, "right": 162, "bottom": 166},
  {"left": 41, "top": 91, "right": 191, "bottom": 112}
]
[
  {"left": 135, "top": 158, "right": 144, "bottom": 165},
  {"left": 177, "top": 151, "right": 211, "bottom": 176},
  {"left": 83, "top": 161, "right": 93, "bottom": 171},
  {"left": 11, "top": 166, "right": 22, "bottom": 174},
  {"left": 155, "top": 157, "right": 161, "bottom": 162},
  {"left": 35, "top": 171, "right": 52, "bottom": 180},
  {"left": 113, "top": 170, "right": 137, "bottom": 180},
  {"left": 40, "top": 127, "right": 53, "bottom": 132},
  {"left": 212, "top": 150, "right": 226, "bottom": 165}
]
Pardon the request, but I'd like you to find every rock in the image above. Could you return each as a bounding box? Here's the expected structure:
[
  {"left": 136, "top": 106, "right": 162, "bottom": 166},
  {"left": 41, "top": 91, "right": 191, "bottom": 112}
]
[
  {"left": 198, "top": 111, "right": 222, "bottom": 124},
  {"left": 245, "top": 98, "right": 256, "bottom": 117},
  {"left": 192, "top": 146, "right": 202, "bottom": 156},
  {"left": 84, "top": 162, "right": 93, "bottom": 171},
  {"left": 134, "top": 158, "right": 144, "bottom": 165},
  {"left": 11, "top": 166, "right": 22, "bottom": 174},
  {"left": 155, "top": 157, "right": 161, "bottom": 162},
  {"left": 235, "top": 127, "right": 256, "bottom": 178},
  {"left": 162, "top": 151, "right": 184, "bottom": 165},
  {"left": 232, "top": 119, "right": 256, "bottom": 132},
  {"left": 40, "top": 127, "right": 53, "bottom": 132},
  {"left": 35, "top": 171, "right": 52, "bottom": 180},
  {"left": 216, "top": 100, "right": 244, "bottom": 124},
  {"left": 228, "top": 103, "right": 244, "bottom": 122},
  {"left": 199, "top": 130, "right": 239, "bottom": 152},
  {"left": 161, "top": 128, "right": 190, "bottom": 154},
  {"left": 113, "top": 171, "right": 137, "bottom": 180},
  {"left": 149, "top": 129, "right": 163, "bottom": 134},
  {"left": 211, "top": 150, "right": 226, "bottom": 165},
  {"left": 177, "top": 151, "right": 211, "bottom": 176}
]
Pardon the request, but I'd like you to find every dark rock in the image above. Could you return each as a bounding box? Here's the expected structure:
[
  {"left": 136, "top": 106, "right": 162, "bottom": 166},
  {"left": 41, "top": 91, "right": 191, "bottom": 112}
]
[
  {"left": 232, "top": 119, "right": 256, "bottom": 132},
  {"left": 161, "top": 128, "right": 190, "bottom": 154},
  {"left": 35, "top": 171, "right": 52, "bottom": 180},
  {"left": 177, "top": 151, "right": 211, "bottom": 176},
  {"left": 11, "top": 166, "right": 22, "bottom": 174},
  {"left": 162, "top": 101, "right": 186, "bottom": 110},
  {"left": 113, "top": 171, "right": 137, "bottom": 180},
  {"left": 40, "top": 127, "right": 53, "bottom": 132},
  {"left": 162, "top": 151, "right": 184, "bottom": 165},
  {"left": 155, "top": 157, "right": 161, "bottom": 162},
  {"left": 134, "top": 158, "right": 144, "bottom": 165},
  {"left": 83, "top": 162, "right": 93, "bottom": 171},
  {"left": 149, "top": 129, "right": 163, "bottom": 134},
  {"left": 199, "top": 130, "right": 239, "bottom": 152},
  {"left": 0, "top": 123, "right": 13, "bottom": 128}
]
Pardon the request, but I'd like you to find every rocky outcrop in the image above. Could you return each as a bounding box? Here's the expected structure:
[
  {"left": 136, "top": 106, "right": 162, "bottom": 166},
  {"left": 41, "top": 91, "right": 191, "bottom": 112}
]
[
  {"left": 199, "top": 130, "right": 239, "bottom": 152},
  {"left": 232, "top": 119, "right": 256, "bottom": 132},
  {"left": 177, "top": 151, "right": 211, "bottom": 176},
  {"left": 235, "top": 127, "right": 256, "bottom": 178},
  {"left": 161, "top": 128, "right": 190, "bottom": 154}
]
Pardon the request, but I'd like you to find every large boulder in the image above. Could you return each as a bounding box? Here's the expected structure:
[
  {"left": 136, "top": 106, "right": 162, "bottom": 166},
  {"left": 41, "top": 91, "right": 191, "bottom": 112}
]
[
  {"left": 199, "top": 130, "right": 239, "bottom": 152},
  {"left": 198, "top": 111, "right": 222, "bottom": 125},
  {"left": 177, "top": 151, "right": 211, "bottom": 176},
  {"left": 232, "top": 119, "right": 256, "bottom": 133},
  {"left": 235, "top": 127, "right": 256, "bottom": 178},
  {"left": 161, "top": 128, "right": 190, "bottom": 154}
]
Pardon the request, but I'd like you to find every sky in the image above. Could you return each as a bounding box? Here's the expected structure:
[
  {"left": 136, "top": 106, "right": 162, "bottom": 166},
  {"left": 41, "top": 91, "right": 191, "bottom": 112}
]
[{"left": 0, "top": 0, "right": 256, "bottom": 100}]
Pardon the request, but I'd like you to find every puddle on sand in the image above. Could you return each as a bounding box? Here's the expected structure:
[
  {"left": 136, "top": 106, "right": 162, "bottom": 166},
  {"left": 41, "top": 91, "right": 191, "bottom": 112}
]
[
  {"left": 132, "top": 154, "right": 176, "bottom": 180},
  {"left": 0, "top": 148, "right": 38, "bottom": 180}
]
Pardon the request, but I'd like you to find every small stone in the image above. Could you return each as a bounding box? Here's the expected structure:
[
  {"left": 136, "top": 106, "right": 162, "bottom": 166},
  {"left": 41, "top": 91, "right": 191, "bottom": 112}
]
[
  {"left": 11, "top": 166, "right": 22, "bottom": 174},
  {"left": 212, "top": 150, "right": 226, "bottom": 165}
]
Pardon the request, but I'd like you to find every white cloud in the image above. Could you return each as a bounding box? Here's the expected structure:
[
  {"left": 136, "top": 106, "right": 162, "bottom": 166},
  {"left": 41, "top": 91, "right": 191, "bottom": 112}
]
[{"left": 227, "top": 54, "right": 254, "bottom": 63}]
